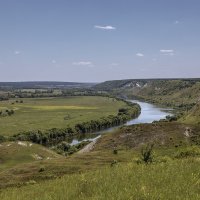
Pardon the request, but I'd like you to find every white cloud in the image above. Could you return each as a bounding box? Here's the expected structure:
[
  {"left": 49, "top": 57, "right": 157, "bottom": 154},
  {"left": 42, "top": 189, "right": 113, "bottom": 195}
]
[
  {"left": 110, "top": 63, "right": 119, "bottom": 66},
  {"left": 72, "top": 61, "right": 93, "bottom": 66},
  {"left": 160, "top": 49, "right": 174, "bottom": 53},
  {"left": 52, "top": 59, "right": 56, "bottom": 64},
  {"left": 174, "top": 20, "right": 179, "bottom": 24},
  {"left": 94, "top": 25, "right": 116, "bottom": 30},
  {"left": 160, "top": 49, "right": 174, "bottom": 56},
  {"left": 136, "top": 53, "right": 144, "bottom": 57},
  {"left": 14, "top": 51, "right": 20, "bottom": 55}
]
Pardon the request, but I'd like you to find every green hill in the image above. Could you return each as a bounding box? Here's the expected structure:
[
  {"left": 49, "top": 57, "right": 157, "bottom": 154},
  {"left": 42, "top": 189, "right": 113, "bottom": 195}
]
[
  {"left": 95, "top": 78, "right": 200, "bottom": 110},
  {"left": 0, "top": 141, "right": 62, "bottom": 172}
]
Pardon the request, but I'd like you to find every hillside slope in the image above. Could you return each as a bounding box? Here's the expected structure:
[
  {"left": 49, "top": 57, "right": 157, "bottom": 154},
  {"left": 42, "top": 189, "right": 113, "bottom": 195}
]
[
  {"left": 181, "top": 102, "right": 200, "bottom": 124},
  {"left": 95, "top": 79, "right": 200, "bottom": 110},
  {"left": 0, "top": 141, "right": 62, "bottom": 172},
  {"left": 1, "top": 121, "right": 200, "bottom": 200}
]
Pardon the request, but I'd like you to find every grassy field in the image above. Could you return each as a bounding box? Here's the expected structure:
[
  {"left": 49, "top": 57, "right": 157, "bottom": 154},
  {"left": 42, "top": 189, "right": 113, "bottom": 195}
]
[
  {"left": 1, "top": 121, "right": 200, "bottom": 199},
  {"left": 0, "top": 122, "right": 199, "bottom": 189},
  {"left": 0, "top": 96, "right": 127, "bottom": 136},
  {"left": 1, "top": 158, "right": 200, "bottom": 200}
]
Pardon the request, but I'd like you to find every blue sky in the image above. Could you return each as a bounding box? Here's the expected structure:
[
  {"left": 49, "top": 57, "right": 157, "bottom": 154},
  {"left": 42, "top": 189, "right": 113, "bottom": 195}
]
[{"left": 0, "top": 0, "right": 200, "bottom": 82}]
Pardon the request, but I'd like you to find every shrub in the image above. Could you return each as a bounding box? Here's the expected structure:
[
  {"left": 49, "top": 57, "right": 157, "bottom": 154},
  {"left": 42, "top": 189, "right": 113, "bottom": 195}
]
[
  {"left": 111, "top": 160, "right": 118, "bottom": 167},
  {"left": 113, "top": 148, "right": 118, "bottom": 154},
  {"left": 39, "top": 167, "right": 45, "bottom": 172},
  {"left": 141, "top": 144, "right": 154, "bottom": 163}
]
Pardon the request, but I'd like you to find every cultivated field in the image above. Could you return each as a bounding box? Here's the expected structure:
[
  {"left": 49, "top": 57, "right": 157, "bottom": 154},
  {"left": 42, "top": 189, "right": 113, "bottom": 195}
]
[{"left": 0, "top": 96, "right": 127, "bottom": 136}]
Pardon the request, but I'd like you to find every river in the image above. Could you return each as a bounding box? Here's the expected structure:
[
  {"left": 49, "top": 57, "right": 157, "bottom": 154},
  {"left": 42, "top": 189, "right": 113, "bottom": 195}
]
[{"left": 70, "top": 100, "right": 173, "bottom": 145}]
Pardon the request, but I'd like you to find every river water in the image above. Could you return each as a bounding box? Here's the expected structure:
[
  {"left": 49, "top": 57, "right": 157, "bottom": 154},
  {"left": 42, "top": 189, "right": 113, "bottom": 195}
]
[{"left": 70, "top": 100, "right": 173, "bottom": 145}]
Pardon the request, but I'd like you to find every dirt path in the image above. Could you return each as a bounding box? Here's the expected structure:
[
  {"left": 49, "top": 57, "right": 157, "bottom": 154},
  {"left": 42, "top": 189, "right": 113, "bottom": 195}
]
[{"left": 77, "top": 137, "right": 100, "bottom": 154}]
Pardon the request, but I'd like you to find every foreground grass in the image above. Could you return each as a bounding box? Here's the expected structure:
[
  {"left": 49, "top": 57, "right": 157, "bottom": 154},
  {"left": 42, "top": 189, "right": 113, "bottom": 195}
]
[
  {"left": 1, "top": 159, "right": 200, "bottom": 200},
  {"left": 0, "top": 122, "right": 199, "bottom": 188},
  {"left": 0, "top": 96, "right": 126, "bottom": 136}
]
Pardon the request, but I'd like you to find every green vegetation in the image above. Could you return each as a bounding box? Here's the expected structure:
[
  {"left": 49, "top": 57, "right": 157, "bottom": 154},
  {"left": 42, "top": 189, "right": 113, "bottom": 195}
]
[
  {"left": 1, "top": 122, "right": 200, "bottom": 199},
  {"left": 0, "top": 141, "right": 62, "bottom": 172},
  {"left": 180, "top": 102, "right": 200, "bottom": 124},
  {"left": 0, "top": 122, "right": 198, "bottom": 188},
  {"left": 1, "top": 79, "right": 200, "bottom": 199},
  {"left": 0, "top": 96, "right": 131, "bottom": 136},
  {"left": 53, "top": 141, "right": 90, "bottom": 155},
  {"left": 1, "top": 159, "right": 200, "bottom": 200},
  {"left": 95, "top": 78, "right": 200, "bottom": 110},
  {"left": 0, "top": 109, "right": 14, "bottom": 117},
  {"left": 10, "top": 100, "right": 140, "bottom": 147}
]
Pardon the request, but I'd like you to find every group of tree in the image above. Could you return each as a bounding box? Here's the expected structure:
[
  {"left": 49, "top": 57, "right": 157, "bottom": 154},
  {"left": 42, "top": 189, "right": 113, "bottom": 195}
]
[{"left": 0, "top": 109, "right": 14, "bottom": 117}]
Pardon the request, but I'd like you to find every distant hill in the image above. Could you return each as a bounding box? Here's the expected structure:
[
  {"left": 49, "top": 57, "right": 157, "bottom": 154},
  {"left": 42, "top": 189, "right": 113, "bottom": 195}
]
[
  {"left": 0, "top": 81, "right": 96, "bottom": 89},
  {"left": 94, "top": 78, "right": 200, "bottom": 91},
  {"left": 94, "top": 78, "right": 200, "bottom": 110}
]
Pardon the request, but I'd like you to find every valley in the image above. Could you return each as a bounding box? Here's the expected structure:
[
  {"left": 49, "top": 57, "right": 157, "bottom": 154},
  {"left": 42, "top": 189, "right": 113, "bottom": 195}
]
[{"left": 0, "top": 79, "right": 200, "bottom": 199}]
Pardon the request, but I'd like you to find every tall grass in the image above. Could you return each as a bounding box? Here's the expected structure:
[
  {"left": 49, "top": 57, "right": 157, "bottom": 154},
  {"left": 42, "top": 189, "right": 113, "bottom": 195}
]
[{"left": 1, "top": 159, "right": 200, "bottom": 200}]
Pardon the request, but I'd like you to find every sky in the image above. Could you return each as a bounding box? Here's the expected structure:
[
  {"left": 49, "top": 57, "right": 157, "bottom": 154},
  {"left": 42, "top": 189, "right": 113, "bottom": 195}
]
[{"left": 0, "top": 0, "right": 200, "bottom": 82}]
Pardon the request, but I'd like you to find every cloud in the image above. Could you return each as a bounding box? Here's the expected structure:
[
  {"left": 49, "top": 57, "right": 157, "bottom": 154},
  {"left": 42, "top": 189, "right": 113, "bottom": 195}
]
[
  {"left": 72, "top": 61, "right": 93, "bottom": 66},
  {"left": 174, "top": 20, "right": 179, "bottom": 24},
  {"left": 52, "top": 59, "right": 56, "bottom": 64},
  {"left": 160, "top": 49, "right": 174, "bottom": 53},
  {"left": 94, "top": 25, "right": 116, "bottom": 30},
  {"left": 14, "top": 51, "right": 20, "bottom": 55},
  {"left": 136, "top": 53, "right": 144, "bottom": 57},
  {"left": 160, "top": 49, "right": 174, "bottom": 56},
  {"left": 110, "top": 63, "right": 119, "bottom": 66}
]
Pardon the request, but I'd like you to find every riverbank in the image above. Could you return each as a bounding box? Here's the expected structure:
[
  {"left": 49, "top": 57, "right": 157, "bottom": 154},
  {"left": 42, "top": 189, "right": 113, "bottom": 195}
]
[{"left": 71, "top": 99, "right": 173, "bottom": 146}]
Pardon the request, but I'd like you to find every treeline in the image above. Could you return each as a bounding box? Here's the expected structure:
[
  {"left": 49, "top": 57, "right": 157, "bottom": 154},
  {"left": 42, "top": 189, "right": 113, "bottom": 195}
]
[
  {"left": 74, "top": 103, "right": 140, "bottom": 134},
  {"left": 10, "top": 102, "right": 140, "bottom": 146},
  {"left": 1, "top": 88, "right": 109, "bottom": 100},
  {"left": 12, "top": 127, "right": 75, "bottom": 146}
]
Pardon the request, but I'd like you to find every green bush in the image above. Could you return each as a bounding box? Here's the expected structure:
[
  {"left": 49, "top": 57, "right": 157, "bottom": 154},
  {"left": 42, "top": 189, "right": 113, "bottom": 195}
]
[{"left": 141, "top": 144, "right": 154, "bottom": 163}]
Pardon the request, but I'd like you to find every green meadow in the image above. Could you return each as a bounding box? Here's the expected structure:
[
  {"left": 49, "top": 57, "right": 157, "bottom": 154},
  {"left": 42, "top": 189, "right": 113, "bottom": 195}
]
[{"left": 0, "top": 96, "right": 127, "bottom": 136}]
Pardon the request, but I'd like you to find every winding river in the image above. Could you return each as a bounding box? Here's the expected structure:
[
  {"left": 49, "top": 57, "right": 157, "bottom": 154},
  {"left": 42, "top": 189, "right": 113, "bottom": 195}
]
[{"left": 70, "top": 100, "right": 173, "bottom": 145}]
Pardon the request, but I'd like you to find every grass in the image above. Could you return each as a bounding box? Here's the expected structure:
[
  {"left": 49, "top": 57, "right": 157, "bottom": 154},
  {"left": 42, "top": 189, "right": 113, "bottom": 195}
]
[
  {"left": 0, "top": 96, "right": 127, "bottom": 136},
  {"left": 0, "top": 122, "right": 200, "bottom": 199},
  {"left": 0, "top": 122, "right": 199, "bottom": 189},
  {"left": 1, "top": 159, "right": 200, "bottom": 200},
  {"left": 180, "top": 102, "right": 200, "bottom": 124},
  {"left": 0, "top": 141, "right": 62, "bottom": 172}
]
